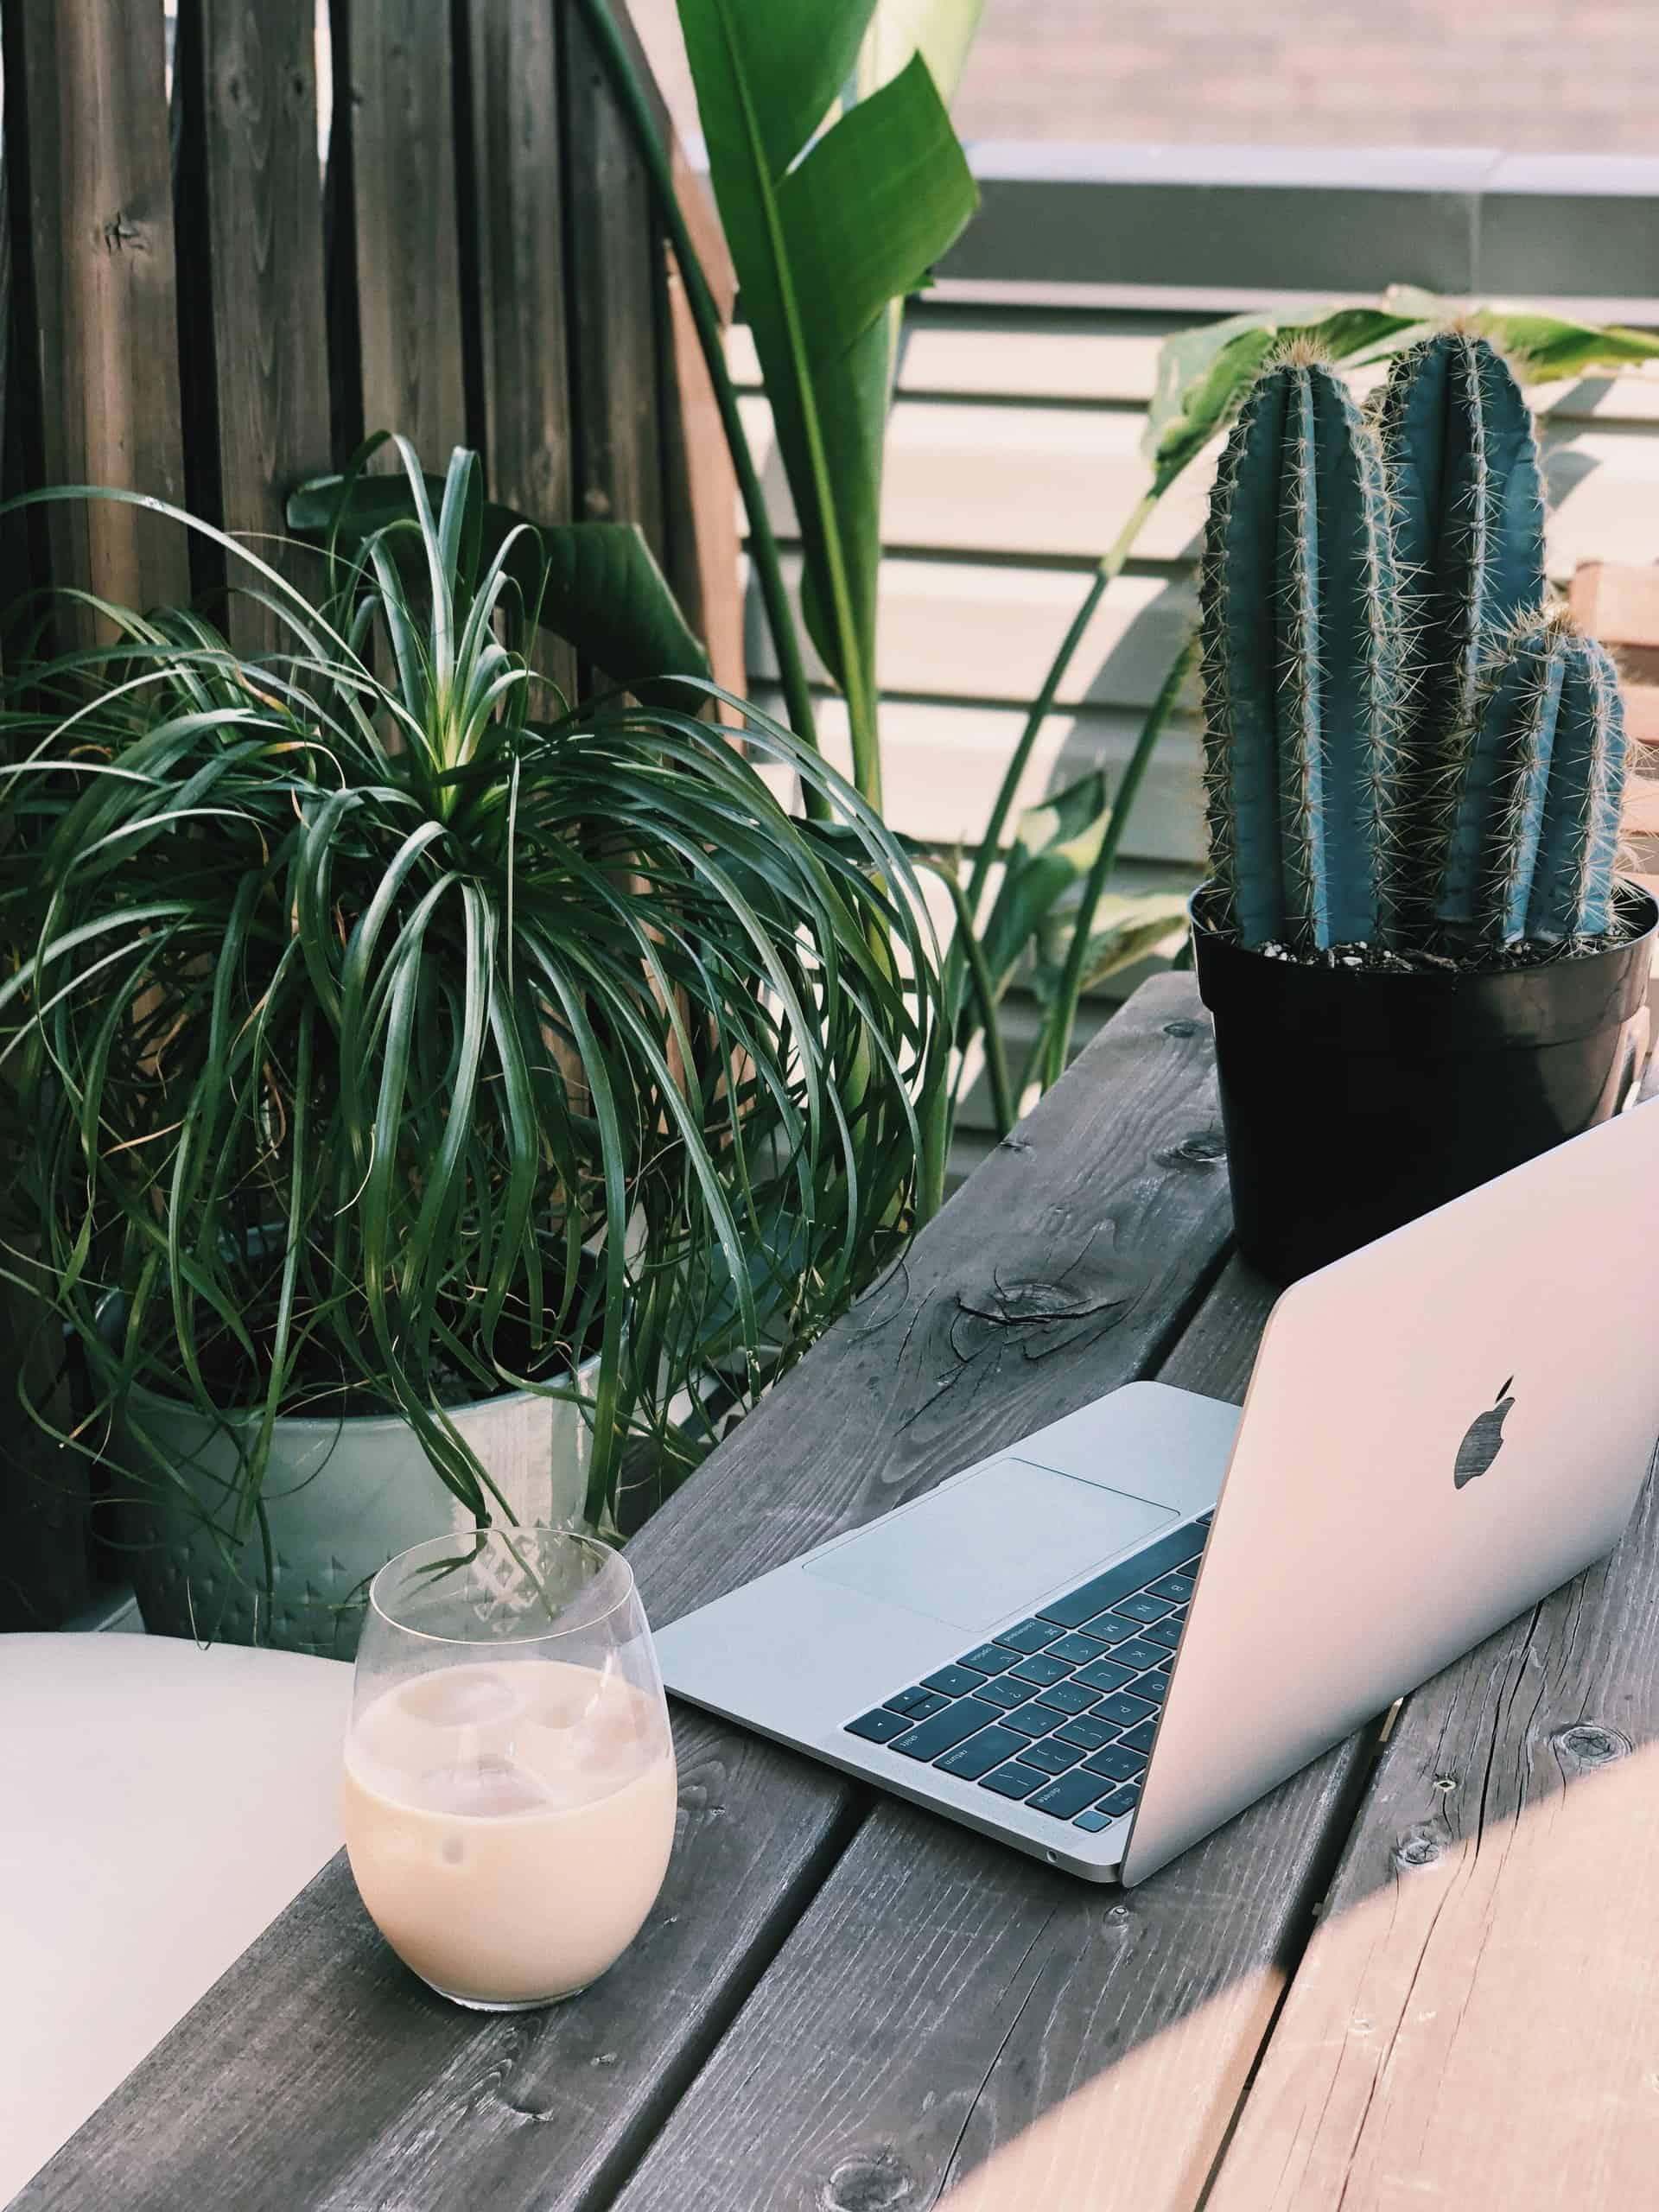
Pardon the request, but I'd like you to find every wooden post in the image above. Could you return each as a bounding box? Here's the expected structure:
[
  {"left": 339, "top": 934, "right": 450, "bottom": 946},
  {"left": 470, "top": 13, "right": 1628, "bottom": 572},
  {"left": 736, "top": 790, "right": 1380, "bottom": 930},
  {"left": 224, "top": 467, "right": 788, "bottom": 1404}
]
[
  {"left": 462, "top": 0, "right": 577, "bottom": 704},
  {"left": 340, "top": 0, "right": 467, "bottom": 465},
  {"left": 10, "top": 0, "right": 189, "bottom": 628},
  {"left": 181, "top": 0, "right": 334, "bottom": 656}
]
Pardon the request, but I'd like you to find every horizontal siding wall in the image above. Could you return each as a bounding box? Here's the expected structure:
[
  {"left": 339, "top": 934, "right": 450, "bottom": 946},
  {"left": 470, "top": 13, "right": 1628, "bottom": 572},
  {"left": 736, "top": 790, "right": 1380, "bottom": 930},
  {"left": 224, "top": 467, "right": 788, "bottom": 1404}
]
[{"left": 727, "top": 283, "right": 1659, "bottom": 1175}]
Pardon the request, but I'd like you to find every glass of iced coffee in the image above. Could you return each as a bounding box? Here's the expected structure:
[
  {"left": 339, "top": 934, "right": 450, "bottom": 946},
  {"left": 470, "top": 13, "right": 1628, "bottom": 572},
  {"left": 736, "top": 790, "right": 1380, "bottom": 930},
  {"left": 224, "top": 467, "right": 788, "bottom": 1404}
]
[{"left": 344, "top": 1527, "right": 677, "bottom": 2011}]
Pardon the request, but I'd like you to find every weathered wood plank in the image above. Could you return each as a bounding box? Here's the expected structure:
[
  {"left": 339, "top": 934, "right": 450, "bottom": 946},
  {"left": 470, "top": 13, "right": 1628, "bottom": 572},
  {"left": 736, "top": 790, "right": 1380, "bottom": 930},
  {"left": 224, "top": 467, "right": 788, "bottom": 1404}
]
[
  {"left": 1206, "top": 1452, "right": 1659, "bottom": 2209},
  {"left": 184, "top": 0, "right": 332, "bottom": 654},
  {"left": 463, "top": 0, "right": 576, "bottom": 702},
  {"left": 343, "top": 0, "right": 467, "bottom": 463},
  {"left": 610, "top": 1260, "right": 1378, "bottom": 2212},
  {"left": 10, "top": 0, "right": 189, "bottom": 624},
  {"left": 15, "top": 974, "right": 1238, "bottom": 2212},
  {"left": 561, "top": 0, "right": 665, "bottom": 574}
]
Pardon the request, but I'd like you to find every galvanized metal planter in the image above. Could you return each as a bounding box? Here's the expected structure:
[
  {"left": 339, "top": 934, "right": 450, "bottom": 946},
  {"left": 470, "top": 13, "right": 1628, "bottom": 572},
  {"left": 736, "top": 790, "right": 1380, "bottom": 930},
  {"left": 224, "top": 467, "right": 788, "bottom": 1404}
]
[{"left": 119, "top": 1362, "right": 601, "bottom": 1659}]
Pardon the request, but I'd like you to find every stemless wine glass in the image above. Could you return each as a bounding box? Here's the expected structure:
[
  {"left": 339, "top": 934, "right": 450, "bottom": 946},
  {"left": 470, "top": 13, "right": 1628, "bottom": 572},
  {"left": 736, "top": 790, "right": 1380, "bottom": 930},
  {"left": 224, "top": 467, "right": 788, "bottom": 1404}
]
[{"left": 343, "top": 1528, "right": 677, "bottom": 2011}]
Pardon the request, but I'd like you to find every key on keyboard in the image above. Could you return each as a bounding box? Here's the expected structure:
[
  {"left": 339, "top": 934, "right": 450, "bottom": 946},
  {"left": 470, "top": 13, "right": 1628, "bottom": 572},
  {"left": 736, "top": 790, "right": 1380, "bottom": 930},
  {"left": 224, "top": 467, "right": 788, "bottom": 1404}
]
[{"left": 842, "top": 1515, "right": 1210, "bottom": 1796}]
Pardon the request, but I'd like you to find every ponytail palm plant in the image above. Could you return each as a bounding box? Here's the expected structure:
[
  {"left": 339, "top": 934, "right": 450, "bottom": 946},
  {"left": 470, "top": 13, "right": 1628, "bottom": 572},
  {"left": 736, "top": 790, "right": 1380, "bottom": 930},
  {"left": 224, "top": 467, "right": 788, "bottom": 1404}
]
[{"left": 0, "top": 442, "right": 938, "bottom": 1547}]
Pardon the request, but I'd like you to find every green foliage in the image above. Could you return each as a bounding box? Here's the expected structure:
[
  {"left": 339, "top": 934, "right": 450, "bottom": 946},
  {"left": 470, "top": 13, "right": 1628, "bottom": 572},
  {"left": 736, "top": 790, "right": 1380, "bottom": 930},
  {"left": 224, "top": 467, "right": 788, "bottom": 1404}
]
[
  {"left": 286, "top": 445, "right": 709, "bottom": 698},
  {"left": 1439, "top": 610, "right": 1629, "bottom": 947},
  {"left": 0, "top": 443, "right": 940, "bottom": 1555},
  {"left": 1198, "top": 356, "right": 1405, "bottom": 951},
  {"left": 673, "top": 0, "right": 977, "bottom": 805}
]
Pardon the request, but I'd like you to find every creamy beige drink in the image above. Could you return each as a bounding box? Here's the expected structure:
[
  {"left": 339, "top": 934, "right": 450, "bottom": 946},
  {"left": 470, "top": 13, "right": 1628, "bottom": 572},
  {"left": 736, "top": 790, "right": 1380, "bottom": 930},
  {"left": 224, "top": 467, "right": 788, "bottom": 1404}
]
[{"left": 343, "top": 1659, "right": 677, "bottom": 2005}]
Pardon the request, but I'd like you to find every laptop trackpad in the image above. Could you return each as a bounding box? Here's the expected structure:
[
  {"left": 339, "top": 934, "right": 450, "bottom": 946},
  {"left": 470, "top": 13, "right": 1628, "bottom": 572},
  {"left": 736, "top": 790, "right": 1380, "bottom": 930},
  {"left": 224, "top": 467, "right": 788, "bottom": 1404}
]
[{"left": 801, "top": 1457, "right": 1174, "bottom": 1630}]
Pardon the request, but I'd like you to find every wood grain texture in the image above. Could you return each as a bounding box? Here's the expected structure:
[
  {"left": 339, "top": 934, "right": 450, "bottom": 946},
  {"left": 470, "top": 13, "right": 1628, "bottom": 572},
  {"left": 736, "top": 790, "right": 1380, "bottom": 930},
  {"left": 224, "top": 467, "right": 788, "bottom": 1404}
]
[
  {"left": 561, "top": 0, "right": 665, "bottom": 571},
  {"left": 463, "top": 0, "right": 576, "bottom": 702},
  {"left": 186, "top": 0, "right": 332, "bottom": 654},
  {"left": 1207, "top": 1452, "right": 1659, "bottom": 2212},
  {"left": 612, "top": 1260, "right": 1376, "bottom": 2212},
  {"left": 11, "top": 0, "right": 188, "bottom": 626},
  {"left": 344, "top": 0, "right": 467, "bottom": 463},
  {"left": 14, "top": 975, "right": 1238, "bottom": 2211}
]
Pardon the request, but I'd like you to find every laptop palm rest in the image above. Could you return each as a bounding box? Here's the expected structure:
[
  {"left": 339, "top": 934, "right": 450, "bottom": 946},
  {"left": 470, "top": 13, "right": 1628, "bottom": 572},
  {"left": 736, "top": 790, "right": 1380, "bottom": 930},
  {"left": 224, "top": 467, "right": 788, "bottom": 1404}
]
[{"left": 800, "top": 1456, "right": 1175, "bottom": 1630}]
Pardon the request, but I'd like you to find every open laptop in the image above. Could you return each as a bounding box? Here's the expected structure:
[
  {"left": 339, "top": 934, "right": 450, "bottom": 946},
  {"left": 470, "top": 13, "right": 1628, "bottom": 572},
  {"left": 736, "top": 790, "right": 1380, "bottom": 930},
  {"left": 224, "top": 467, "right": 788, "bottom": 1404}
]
[{"left": 657, "top": 1100, "right": 1659, "bottom": 1885}]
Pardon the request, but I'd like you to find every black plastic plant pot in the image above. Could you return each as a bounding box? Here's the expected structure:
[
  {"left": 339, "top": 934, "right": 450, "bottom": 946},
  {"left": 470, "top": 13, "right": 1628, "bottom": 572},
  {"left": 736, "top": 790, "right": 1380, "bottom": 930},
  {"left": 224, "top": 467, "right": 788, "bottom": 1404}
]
[{"left": 1192, "top": 880, "right": 1659, "bottom": 1285}]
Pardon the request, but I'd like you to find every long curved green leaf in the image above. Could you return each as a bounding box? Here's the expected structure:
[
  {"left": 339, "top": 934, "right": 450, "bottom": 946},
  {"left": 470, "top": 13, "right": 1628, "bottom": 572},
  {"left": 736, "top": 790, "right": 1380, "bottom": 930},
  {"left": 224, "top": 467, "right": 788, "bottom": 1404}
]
[
  {"left": 286, "top": 468, "right": 709, "bottom": 693},
  {"left": 677, "top": 0, "right": 976, "bottom": 802}
]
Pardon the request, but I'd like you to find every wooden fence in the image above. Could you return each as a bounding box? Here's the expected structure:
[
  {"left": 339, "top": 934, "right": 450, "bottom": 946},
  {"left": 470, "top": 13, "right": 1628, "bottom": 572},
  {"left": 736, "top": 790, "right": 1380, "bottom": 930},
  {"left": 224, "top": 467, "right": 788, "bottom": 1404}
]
[{"left": 0, "top": 0, "right": 741, "bottom": 686}]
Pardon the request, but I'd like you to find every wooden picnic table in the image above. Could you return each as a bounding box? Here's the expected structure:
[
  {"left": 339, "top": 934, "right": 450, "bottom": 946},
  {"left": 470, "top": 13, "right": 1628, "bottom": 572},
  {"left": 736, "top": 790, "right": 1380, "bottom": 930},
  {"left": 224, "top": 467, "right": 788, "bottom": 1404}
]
[{"left": 17, "top": 972, "right": 1659, "bottom": 2212}]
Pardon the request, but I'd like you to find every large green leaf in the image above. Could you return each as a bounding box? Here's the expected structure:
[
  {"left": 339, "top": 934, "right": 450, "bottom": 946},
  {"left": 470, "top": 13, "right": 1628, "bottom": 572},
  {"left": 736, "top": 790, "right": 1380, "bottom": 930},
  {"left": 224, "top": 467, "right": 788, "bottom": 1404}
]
[
  {"left": 1378, "top": 285, "right": 1659, "bottom": 378},
  {"left": 1030, "top": 893, "right": 1192, "bottom": 1001},
  {"left": 1142, "top": 291, "right": 1659, "bottom": 487},
  {"left": 856, "top": 0, "right": 984, "bottom": 105},
  {"left": 286, "top": 470, "right": 709, "bottom": 693},
  {"left": 974, "top": 770, "right": 1113, "bottom": 1009},
  {"left": 1141, "top": 306, "right": 1421, "bottom": 485},
  {"left": 677, "top": 0, "right": 977, "bottom": 802}
]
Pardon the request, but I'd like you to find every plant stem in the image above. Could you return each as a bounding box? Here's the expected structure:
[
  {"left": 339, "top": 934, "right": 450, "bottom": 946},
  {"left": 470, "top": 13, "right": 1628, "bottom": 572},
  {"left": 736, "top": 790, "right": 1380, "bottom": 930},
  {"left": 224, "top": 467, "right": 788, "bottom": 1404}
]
[
  {"left": 915, "top": 856, "right": 1014, "bottom": 1135},
  {"left": 1038, "top": 632, "right": 1197, "bottom": 1090},
  {"left": 574, "top": 0, "right": 823, "bottom": 786},
  {"left": 962, "top": 486, "right": 1161, "bottom": 929}
]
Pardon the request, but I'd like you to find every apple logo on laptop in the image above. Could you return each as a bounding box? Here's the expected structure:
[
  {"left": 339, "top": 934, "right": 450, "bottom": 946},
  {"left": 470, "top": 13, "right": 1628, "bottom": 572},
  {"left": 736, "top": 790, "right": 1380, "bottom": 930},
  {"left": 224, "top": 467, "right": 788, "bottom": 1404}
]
[{"left": 1454, "top": 1377, "right": 1515, "bottom": 1489}]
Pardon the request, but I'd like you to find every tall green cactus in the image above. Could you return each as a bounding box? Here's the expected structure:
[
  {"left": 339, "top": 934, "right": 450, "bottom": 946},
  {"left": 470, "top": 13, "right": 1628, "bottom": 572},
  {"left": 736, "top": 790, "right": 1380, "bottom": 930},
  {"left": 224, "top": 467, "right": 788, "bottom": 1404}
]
[
  {"left": 1199, "top": 331, "right": 1632, "bottom": 961},
  {"left": 1198, "top": 351, "right": 1404, "bottom": 951},
  {"left": 1376, "top": 332, "right": 1548, "bottom": 900},
  {"left": 1438, "top": 610, "right": 1629, "bottom": 947}
]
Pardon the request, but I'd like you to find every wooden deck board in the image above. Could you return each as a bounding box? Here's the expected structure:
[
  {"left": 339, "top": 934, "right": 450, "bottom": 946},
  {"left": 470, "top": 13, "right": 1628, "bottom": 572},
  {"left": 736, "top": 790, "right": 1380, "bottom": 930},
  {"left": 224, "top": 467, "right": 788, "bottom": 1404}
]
[
  {"left": 14, "top": 975, "right": 1241, "bottom": 2212},
  {"left": 1207, "top": 1452, "right": 1659, "bottom": 2210},
  {"left": 610, "top": 1262, "right": 1378, "bottom": 2212}
]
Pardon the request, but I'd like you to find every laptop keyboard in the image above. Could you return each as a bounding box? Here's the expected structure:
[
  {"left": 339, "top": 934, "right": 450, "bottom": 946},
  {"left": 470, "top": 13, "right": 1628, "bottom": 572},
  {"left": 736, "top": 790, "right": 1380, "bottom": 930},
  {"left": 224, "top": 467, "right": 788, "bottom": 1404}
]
[{"left": 844, "top": 1512, "right": 1211, "bottom": 1834}]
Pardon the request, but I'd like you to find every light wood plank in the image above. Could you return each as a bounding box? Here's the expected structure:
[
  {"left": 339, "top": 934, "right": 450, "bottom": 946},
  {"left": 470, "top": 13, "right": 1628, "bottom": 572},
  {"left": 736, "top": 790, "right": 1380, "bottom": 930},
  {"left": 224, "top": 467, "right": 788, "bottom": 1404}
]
[
  {"left": 747, "top": 555, "right": 1198, "bottom": 714},
  {"left": 13, "top": 0, "right": 189, "bottom": 625},
  {"left": 345, "top": 0, "right": 467, "bottom": 462},
  {"left": 185, "top": 0, "right": 333, "bottom": 656},
  {"left": 1209, "top": 1457, "right": 1659, "bottom": 2210},
  {"left": 14, "top": 976, "right": 1239, "bottom": 2212},
  {"left": 732, "top": 318, "right": 1659, "bottom": 427},
  {"left": 612, "top": 1258, "right": 1379, "bottom": 2212},
  {"left": 755, "top": 690, "right": 1207, "bottom": 863},
  {"left": 741, "top": 390, "right": 1659, "bottom": 580}
]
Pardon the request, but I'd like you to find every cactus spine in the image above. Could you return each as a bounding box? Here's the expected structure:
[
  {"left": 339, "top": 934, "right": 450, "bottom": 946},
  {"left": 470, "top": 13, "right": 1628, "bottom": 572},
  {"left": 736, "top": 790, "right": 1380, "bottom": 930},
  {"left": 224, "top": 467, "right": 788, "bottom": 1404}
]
[
  {"left": 1199, "top": 331, "right": 1630, "bottom": 961},
  {"left": 1198, "top": 354, "right": 1404, "bottom": 952},
  {"left": 1438, "top": 612, "right": 1629, "bottom": 947}
]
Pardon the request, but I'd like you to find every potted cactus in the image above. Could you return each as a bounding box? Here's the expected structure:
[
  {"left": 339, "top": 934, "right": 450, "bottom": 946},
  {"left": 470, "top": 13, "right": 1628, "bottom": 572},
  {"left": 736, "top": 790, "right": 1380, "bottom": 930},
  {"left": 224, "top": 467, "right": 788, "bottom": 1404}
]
[{"left": 1192, "top": 333, "right": 1656, "bottom": 1283}]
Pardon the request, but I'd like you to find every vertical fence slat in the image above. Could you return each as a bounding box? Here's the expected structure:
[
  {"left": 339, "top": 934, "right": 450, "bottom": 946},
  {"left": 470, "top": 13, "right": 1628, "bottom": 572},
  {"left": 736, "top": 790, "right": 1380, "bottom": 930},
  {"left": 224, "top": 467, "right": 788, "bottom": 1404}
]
[
  {"left": 187, "top": 0, "right": 332, "bottom": 654},
  {"left": 463, "top": 0, "right": 575, "bottom": 700},
  {"left": 343, "top": 0, "right": 466, "bottom": 464},
  {"left": 660, "top": 137, "right": 745, "bottom": 704},
  {"left": 11, "top": 0, "right": 189, "bottom": 623},
  {"left": 561, "top": 0, "right": 665, "bottom": 581}
]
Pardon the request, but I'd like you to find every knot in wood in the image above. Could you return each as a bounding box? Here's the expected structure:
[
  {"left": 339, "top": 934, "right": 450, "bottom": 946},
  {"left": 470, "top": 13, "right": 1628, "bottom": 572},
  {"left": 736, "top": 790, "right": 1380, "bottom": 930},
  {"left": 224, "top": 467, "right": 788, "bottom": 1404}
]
[
  {"left": 1160, "top": 1127, "right": 1226, "bottom": 1169},
  {"left": 1554, "top": 1722, "right": 1630, "bottom": 1768},
  {"left": 1392, "top": 1826, "right": 1441, "bottom": 1872},
  {"left": 1162, "top": 1018, "right": 1199, "bottom": 1039},
  {"left": 821, "top": 2149, "right": 915, "bottom": 2211}
]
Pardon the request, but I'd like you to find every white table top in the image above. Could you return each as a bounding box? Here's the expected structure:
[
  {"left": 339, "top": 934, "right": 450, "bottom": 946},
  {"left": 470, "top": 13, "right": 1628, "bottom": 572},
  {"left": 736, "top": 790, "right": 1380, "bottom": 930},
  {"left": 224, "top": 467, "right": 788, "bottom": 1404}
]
[{"left": 1, "top": 1633, "right": 351, "bottom": 2202}]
